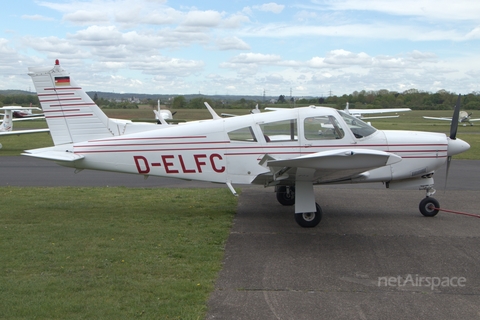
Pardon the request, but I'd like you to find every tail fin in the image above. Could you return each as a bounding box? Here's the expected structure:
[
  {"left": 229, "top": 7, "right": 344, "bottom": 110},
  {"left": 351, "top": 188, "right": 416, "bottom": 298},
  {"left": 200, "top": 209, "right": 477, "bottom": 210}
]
[
  {"left": 28, "top": 60, "right": 156, "bottom": 145},
  {"left": 0, "top": 108, "right": 13, "bottom": 132}
]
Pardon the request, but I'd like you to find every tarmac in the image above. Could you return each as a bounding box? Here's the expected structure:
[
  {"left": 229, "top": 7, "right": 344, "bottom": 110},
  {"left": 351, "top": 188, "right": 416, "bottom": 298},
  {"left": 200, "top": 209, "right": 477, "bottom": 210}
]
[{"left": 2, "top": 156, "right": 480, "bottom": 319}]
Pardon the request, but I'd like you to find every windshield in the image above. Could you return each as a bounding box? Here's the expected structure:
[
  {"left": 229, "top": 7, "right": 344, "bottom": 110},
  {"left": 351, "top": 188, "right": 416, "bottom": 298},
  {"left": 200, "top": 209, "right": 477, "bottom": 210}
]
[{"left": 338, "top": 111, "right": 377, "bottom": 139}]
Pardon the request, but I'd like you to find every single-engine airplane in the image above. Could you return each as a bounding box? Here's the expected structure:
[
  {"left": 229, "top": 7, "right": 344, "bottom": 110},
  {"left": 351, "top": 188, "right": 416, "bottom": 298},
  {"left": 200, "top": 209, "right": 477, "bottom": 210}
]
[
  {"left": 23, "top": 60, "right": 470, "bottom": 227},
  {"left": 0, "top": 106, "right": 49, "bottom": 149},
  {"left": 344, "top": 102, "right": 411, "bottom": 120},
  {"left": 423, "top": 111, "right": 480, "bottom": 126}
]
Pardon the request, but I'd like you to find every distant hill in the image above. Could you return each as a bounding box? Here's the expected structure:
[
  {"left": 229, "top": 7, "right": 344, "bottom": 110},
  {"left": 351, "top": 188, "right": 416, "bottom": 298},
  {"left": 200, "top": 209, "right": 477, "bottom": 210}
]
[
  {"left": 0, "top": 90, "right": 36, "bottom": 96},
  {"left": 86, "top": 91, "right": 273, "bottom": 102}
]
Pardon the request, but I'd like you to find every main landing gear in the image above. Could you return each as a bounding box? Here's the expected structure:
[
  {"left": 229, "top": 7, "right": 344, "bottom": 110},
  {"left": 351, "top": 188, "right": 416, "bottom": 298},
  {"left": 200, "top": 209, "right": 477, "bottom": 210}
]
[
  {"left": 276, "top": 185, "right": 323, "bottom": 228},
  {"left": 294, "top": 203, "right": 323, "bottom": 228}
]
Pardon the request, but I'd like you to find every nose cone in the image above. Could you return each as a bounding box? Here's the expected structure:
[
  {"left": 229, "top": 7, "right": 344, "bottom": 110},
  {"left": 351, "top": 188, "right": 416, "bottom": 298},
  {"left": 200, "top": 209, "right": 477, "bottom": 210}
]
[{"left": 447, "top": 138, "right": 470, "bottom": 156}]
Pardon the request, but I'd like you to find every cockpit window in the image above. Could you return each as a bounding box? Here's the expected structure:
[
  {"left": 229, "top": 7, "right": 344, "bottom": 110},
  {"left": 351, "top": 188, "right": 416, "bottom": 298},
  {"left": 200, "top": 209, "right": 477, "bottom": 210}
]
[
  {"left": 228, "top": 126, "right": 257, "bottom": 142},
  {"left": 259, "top": 119, "right": 297, "bottom": 142},
  {"left": 338, "top": 111, "right": 377, "bottom": 138},
  {"left": 304, "top": 116, "right": 345, "bottom": 140}
]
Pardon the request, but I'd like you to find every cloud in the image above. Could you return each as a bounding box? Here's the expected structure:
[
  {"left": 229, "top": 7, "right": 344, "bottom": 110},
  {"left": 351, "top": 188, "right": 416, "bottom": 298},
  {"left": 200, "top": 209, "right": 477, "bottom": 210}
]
[
  {"left": 310, "top": 0, "right": 480, "bottom": 21},
  {"left": 253, "top": 3, "right": 285, "bottom": 14},
  {"left": 216, "top": 37, "right": 251, "bottom": 50},
  {"left": 230, "top": 53, "right": 282, "bottom": 64}
]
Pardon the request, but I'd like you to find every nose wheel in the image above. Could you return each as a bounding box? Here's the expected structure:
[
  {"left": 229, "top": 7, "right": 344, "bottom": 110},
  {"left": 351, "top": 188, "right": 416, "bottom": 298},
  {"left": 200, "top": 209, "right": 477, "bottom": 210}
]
[{"left": 419, "top": 197, "right": 440, "bottom": 217}]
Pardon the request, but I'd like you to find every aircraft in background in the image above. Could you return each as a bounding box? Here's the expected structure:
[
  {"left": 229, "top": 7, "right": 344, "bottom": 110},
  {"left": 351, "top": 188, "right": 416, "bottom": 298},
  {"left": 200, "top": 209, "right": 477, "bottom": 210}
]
[
  {"left": 24, "top": 60, "right": 470, "bottom": 227},
  {"left": 154, "top": 100, "right": 174, "bottom": 124},
  {"left": 423, "top": 111, "right": 480, "bottom": 126},
  {"left": 344, "top": 102, "right": 411, "bottom": 120},
  {"left": 0, "top": 106, "right": 49, "bottom": 149},
  {"left": 11, "top": 105, "right": 45, "bottom": 119}
]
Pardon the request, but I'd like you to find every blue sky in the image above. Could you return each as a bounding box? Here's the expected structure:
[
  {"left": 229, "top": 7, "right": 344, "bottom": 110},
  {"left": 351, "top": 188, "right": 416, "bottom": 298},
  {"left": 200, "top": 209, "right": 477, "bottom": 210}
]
[{"left": 1, "top": 0, "right": 480, "bottom": 97}]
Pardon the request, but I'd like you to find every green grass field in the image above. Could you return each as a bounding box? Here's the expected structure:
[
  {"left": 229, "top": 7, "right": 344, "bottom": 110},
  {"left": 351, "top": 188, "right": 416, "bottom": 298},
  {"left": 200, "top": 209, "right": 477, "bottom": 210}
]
[{"left": 0, "top": 187, "right": 237, "bottom": 319}]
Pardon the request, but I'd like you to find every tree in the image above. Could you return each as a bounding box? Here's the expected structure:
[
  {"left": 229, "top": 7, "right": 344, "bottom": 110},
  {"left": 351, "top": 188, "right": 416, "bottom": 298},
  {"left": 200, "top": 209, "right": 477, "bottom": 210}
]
[
  {"left": 278, "top": 95, "right": 286, "bottom": 103},
  {"left": 172, "top": 96, "right": 187, "bottom": 109}
]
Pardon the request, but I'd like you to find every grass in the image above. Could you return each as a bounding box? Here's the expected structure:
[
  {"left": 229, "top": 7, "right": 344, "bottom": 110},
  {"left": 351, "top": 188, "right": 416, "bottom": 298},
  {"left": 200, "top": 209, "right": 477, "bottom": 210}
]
[{"left": 0, "top": 186, "right": 237, "bottom": 319}]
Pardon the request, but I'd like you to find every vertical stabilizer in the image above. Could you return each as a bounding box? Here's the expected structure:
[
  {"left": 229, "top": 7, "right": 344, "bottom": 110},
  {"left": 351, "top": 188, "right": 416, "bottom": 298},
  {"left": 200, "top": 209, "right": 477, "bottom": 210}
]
[
  {"left": 0, "top": 109, "right": 13, "bottom": 132},
  {"left": 28, "top": 60, "right": 140, "bottom": 145}
]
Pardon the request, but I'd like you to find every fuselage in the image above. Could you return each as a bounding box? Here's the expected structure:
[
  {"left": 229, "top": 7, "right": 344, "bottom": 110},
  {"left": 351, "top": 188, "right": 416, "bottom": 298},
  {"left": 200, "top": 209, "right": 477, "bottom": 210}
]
[{"left": 55, "top": 106, "right": 468, "bottom": 187}]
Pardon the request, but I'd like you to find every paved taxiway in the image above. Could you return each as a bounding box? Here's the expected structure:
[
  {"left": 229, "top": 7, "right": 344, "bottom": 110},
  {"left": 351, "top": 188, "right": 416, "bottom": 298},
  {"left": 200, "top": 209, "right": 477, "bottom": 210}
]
[{"left": 2, "top": 156, "right": 480, "bottom": 319}]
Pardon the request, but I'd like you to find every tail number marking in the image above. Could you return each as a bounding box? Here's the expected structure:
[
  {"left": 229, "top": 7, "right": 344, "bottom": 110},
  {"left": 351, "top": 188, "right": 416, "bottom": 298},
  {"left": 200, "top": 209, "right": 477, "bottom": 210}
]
[{"left": 134, "top": 154, "right": 225, "bottom": 174}]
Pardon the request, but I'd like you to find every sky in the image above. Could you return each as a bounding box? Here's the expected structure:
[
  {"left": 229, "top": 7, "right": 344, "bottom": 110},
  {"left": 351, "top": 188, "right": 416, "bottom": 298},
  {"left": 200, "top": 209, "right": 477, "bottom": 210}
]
[{"left": 1, "top": 0, "right": 480, "bottom": 97}]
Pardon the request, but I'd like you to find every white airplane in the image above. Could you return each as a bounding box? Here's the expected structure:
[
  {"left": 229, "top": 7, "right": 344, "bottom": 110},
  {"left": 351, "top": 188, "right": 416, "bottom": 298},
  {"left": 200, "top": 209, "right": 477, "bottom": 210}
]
[
  {"left": 153, "top": 99, "right": 176, "bottom": 124},
  {"left": 0, "top": 106, "right": 49, "bottom": 149},
  {"left": 23, "top": 60, "right": 470, "bottom": 227},
  {"left": 344, "top": 102, "right": 411, "bottom": 120},
  {"left": 423, "top": 111, "right": 480, "bottom": 126}
]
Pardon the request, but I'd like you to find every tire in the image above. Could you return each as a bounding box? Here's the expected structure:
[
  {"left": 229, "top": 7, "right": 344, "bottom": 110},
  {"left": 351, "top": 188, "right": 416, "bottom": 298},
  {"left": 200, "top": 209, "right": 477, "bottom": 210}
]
[
  {"left": 419, "top": 197, "right": 440, "bottom": 217},
  {"left": 276, "top": 186, "right": 295, "bottom": 206},
  {"left": 295, "top": 203, "right": 322, "bottom": 228}
]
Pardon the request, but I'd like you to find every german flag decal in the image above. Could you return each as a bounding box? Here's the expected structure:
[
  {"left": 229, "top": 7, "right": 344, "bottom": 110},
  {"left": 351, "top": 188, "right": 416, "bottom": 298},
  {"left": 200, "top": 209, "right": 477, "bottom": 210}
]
[{"left": 55, "top": 76, "right": 70, "bottom": 86}]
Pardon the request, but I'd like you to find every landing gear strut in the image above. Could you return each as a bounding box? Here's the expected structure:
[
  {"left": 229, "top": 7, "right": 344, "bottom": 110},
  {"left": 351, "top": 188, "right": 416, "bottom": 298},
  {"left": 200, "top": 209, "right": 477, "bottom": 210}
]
[
  {"left": 419, "top": 186, "right": 439, "bottom": 217},
  {"left": 295, "top": 203, "right": 322, "bottom": 228}
]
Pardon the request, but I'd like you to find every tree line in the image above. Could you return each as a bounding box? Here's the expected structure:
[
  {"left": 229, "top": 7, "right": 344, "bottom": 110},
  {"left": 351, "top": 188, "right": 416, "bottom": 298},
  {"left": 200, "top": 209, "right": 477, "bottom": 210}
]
[{"left": 2, "top": 89, "right": 480, "bottom": 110}]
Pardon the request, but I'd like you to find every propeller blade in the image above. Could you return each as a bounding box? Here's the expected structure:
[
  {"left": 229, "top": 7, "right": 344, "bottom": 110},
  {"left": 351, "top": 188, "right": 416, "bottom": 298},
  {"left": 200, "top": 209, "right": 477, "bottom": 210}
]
[
  {"left": 444, "top": 155, "right": 452, "bottom": 191},
  {"left": 450, "top": 94, "right": 461, "bottom": 140}
]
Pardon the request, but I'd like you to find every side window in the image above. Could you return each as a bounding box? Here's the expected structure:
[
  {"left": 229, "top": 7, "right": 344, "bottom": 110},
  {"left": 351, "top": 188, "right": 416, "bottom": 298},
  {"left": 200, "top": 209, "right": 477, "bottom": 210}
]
[
  {"left": 228, "top": 126, "right": 257, "bottom": 142},
  {"left": 260, "top": 119, "right": 297, "bottom": 142},
  {"left": 304, "top": 116, "right": 345, "bottom": 140}
]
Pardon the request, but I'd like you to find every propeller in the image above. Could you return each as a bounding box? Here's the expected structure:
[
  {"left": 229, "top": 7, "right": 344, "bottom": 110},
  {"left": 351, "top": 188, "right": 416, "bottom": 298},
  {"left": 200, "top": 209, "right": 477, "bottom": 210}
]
[
  {"left": 450, "top": 94, "right": 461, "bottom": 140},
  {"left": 445, "top": 94, "right": 462, "bottom": 190}
]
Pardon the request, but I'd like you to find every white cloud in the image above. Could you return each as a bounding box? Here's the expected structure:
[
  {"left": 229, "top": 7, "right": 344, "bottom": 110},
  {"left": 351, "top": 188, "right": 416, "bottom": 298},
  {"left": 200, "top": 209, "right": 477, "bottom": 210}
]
[
  {"left": 310, "top": 0, "right": 480, "bottom": 21},
  {"left": 216, "top": 37, "right": 250, "bottom": 51},
  {"left": 253, "top": 3, "right": 285, "bottom": 14}
]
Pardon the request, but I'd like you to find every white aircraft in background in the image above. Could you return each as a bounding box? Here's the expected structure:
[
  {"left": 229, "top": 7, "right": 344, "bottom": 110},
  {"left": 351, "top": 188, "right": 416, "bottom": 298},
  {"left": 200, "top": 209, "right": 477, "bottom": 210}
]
[
  {"left": 23, "top": 60, "right": 470, "bottom": 227},
  {"left": 153, "top": 99, "right": 177, "bottom": 124},
  {"left": 423, "top": 111, "right": 480, "bottom": 126},
  {"left": 0, "top": 106, "right": 49, "bottom": 149},
  {"left": 344, "top": 102, "right": 411, "bottom": 120}
]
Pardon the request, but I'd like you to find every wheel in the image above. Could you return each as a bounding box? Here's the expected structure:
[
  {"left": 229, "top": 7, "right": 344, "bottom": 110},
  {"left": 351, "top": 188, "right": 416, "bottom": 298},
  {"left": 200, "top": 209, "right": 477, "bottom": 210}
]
[
  {"left": 419, "top": 197, "right": 440, "bottom": 217},
  {"left": 276, "top": 186, "right": 295, "bottom": 206},
  {"left": 295, "top": 203, "right": 322, "bottom": 228}
]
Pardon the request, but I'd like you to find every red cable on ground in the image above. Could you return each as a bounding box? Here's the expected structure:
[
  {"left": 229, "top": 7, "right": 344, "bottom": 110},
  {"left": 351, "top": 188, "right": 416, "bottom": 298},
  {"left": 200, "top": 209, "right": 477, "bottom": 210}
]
[{"left": 435, "top": 207, "right": 480, "bottom": 219}]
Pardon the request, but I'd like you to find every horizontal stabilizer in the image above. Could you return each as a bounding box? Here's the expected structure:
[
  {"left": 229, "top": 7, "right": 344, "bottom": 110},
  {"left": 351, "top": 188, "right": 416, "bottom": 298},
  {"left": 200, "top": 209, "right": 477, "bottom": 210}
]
[{"left": 22, "top": 148, "right": 84, "bottom": 162}]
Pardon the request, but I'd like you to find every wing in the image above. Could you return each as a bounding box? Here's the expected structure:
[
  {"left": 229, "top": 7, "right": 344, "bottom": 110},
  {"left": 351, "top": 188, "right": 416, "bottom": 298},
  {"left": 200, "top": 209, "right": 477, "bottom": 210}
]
[
  {"left": 12, "top": 116, "right": 46, "bottom": 121},
  {"left": 0, "top": 128, "right": 49, "bottom": 136},
  {"left": 349, "top": 108, "right": 411, "bottom": 115},
  {"left": 468, "top": 118, "right": 480, "bottom": 122},
  {"left": 423, "top": 116, "right": 452, "bottom": 121},
  {"left": 255, "top": 149, "right": 401, "bottom": 185}
]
